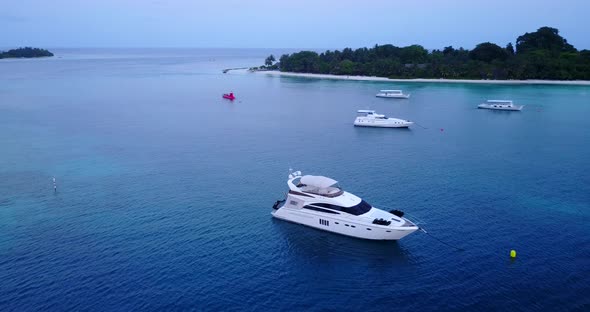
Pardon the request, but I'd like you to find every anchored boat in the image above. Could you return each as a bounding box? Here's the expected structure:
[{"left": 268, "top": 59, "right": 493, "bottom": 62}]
[
  {"left": 271, "top": 170, "right": 419, "bottom": 240},
  {"left": 376, "top": 89, "right": 410, "bottom": 99},
  {"left": 354, "top": 110, "right": 413, "bottom": 128},
  {"left": 222, "top": 92, "right": 236, "bottom": 100},
  {"left": 478, "top": 100, "right": 523, "bottom": 111}
]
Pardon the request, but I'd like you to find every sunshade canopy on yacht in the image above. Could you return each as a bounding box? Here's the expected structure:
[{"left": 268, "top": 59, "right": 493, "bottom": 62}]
[
  {"left": 486, "top": 100, "right": 512, "bottom": 103},
  {"left": 300, "top": 175, "right": 337, "bottom": 188}
]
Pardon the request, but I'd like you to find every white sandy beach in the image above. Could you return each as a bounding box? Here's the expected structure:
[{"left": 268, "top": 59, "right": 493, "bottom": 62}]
[{"left": 253, "top": 70, "right": 590, "bottom": 86}]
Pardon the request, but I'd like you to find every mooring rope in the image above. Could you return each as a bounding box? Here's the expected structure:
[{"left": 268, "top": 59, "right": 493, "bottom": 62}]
[
  {"left": 419, "top": 227, "right": 465, "bottom": 251},
  {"left": 412, "top": 122, "right": 429, "bottom": 129}
]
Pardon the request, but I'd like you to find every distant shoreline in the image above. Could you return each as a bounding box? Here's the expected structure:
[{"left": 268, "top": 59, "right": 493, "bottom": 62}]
[{"left": 253, "top": 70, "right": 590, "bottom": 86}]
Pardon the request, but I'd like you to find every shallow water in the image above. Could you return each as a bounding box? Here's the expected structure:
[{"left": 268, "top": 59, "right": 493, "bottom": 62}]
[{"left": 1, "top": 49, "right": 589, "bottom": 311}]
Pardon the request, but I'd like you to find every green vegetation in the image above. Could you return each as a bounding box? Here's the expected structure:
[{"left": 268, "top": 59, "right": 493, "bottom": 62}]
[
  {"left": 272, "top": 27, "right": 590, "bottom": 80},
  {"left": 250, "top": 54, "right": 278, "bottom": 71},
  {"left": 264, "top": 54, "right": 276, "bottom": 66},
  {"left": 0, "top": 47, "right": 54, "bottom": 59}
]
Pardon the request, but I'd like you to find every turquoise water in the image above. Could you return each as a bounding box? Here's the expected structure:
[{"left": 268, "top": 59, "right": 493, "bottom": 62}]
[{"left": 1, "top": 49, "right": 589, "bottom": 311}]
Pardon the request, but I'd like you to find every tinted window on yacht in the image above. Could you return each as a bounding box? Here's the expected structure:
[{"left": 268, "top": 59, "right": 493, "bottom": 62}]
[
  {"left": 345, "top": 200, "right": 372, "bottom": 215},
  {"left": 312, "top": 203, "right": 343, "bottom": 212},
  {"left": 313, "top": 200, "right": 372, "bottom": 216},
  {"left": 304, "top": 205, "right": 340, "bottom": 214}
]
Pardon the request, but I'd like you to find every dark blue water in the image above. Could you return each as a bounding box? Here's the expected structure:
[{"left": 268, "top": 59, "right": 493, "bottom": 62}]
[{"left": 1, "top": 49, "right": 589, "bottom": 311}]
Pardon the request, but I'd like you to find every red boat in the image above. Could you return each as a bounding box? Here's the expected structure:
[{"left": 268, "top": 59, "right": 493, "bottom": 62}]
[{"left": 222, "top": 92, "right": 235, "bottom": 100}]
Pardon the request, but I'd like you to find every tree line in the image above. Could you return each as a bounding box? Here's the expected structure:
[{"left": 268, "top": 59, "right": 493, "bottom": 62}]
[
  {"left": 269, "top": 27, "right": 590, "bottom": 80},
  {"left": 0, "top": 47, "right": 54, "bottom": 59}
]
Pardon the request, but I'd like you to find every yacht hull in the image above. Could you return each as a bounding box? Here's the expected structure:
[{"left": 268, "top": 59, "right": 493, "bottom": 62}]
[
  {"left": 376, "top": 94, "right": 410, "bottom": 99},
  {"left": 272, "top": 207, "right": 418, "bottom": 240},
  {"left": 478, "top": 104, "right": 523, "bottom": 111},
  {"left": 354, "top": 122, "right": 412, "bottom": 128}
]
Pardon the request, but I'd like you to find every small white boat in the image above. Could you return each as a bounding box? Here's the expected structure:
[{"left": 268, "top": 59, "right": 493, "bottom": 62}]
[
  {"left": 376, "top": 89, "right": 410, "bottom": 99},
  {"left": 354, "top": 110, "right": 413, "bottom": 128},
  {"left": 478, "top": 100, "right": 524, "bottom": 111},
  {"left": 271, "top": 170, "right": 419, "bottom": 241}
]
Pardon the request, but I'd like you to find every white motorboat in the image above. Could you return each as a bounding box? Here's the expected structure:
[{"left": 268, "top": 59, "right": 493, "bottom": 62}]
[
  {"left": 478, "top": 100, "right": 524, "bottom": 111},
  {"left": 271, "top": 170, "right": 419, "bottom": 240},
  {"left": 354, "top": 110, "right": 413, "bottom": 128},
  {"left": 376, "top": 89, "right": 410, "bottom": 99}
]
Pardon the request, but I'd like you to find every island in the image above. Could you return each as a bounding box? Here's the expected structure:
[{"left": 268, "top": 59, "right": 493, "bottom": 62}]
[
  {"left": 0, "top": 47, "right": 54, "bottom": 59},
  {"left": 256, "top": 27, "right": 590, "bottom": 81}
]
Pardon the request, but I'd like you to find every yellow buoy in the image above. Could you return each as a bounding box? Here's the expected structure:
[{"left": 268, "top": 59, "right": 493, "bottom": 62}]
[{"left": 510, "top": 250, "right": 517, "bottom": 258}]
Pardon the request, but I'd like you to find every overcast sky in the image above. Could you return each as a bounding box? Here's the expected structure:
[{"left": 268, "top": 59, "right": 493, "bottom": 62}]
[{"left": 2, "top": 0, "right": 589, "bottom": 50}]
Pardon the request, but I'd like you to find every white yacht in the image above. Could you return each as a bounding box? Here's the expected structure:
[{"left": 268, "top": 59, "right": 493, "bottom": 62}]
[
  {"left": 478, "top": 100, "right": 524, "bottom": 111},
  {"left": 271, "top": 170, "right": 419, "bottom": 240},
  {"left": 354, "top": 110, "right": 413, "bottom": 128},
  {"left": 376, "top": 90, "right": 410, "bottom": 99}
]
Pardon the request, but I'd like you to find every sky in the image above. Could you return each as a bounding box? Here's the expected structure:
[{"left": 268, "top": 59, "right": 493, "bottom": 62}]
[{"left": 2, "top": 0, "right": 589, "bottom": 50}]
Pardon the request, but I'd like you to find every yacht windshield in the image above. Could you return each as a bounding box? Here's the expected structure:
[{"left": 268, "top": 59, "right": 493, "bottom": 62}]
[
  {"left": 345, "top": 200, "right": 372, "bottom": 215},
  {"left": 314, "top": 200, "right": 372, "bottom": 216}
]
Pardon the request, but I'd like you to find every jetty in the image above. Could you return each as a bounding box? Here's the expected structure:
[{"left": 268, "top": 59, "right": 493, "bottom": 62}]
[{"left": 222, "top": 67, "right": 248, "bottom": 73}]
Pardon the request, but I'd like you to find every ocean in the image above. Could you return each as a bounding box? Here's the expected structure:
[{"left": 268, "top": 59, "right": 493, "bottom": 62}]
[{"left": 1, "top": 48, "right": 589, "bottom": 311}]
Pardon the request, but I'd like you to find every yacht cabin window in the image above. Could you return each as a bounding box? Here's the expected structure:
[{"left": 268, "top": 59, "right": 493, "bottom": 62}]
[{"left": 312, "top": 200, "right": 372, "bottom": 216}]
